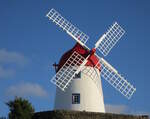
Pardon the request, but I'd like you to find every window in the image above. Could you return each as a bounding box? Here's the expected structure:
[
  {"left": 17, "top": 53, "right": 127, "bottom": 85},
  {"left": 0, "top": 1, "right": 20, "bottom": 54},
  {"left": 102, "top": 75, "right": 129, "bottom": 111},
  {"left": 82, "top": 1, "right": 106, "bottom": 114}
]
[
  {"left": 74, "top": 72, "right": 81, "bottom": 79},
  {"left": 72, "top": 93, "right": 80, "bottom": 104}
]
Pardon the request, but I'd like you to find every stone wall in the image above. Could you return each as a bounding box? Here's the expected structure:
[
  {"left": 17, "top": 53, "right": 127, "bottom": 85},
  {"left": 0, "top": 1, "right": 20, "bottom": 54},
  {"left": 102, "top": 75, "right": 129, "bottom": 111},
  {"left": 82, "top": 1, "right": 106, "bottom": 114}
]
[{"left": 33, "top": 110, "right": 149, "bottom": 119}]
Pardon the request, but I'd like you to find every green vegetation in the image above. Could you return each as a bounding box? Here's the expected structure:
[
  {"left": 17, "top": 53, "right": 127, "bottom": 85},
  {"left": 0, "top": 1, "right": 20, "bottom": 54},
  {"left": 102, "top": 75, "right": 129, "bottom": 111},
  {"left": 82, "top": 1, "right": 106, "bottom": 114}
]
[{"left": 6, "top": 97, "right": 34, "bottom": 119}]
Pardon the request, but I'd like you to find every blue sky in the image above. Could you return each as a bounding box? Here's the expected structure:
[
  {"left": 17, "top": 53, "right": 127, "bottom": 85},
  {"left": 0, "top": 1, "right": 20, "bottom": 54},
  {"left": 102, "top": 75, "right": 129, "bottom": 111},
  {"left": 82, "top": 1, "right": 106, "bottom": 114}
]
[{"left": 0, "top": 0, "right": 150, "bottom": 117}]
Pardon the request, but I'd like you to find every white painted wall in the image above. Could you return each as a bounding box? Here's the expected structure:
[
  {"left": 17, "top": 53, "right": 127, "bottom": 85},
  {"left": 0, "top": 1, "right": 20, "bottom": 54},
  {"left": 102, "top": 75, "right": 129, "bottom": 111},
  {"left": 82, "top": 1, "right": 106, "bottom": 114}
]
[{"left": 54, "top": 66, "right": 105, "bottom": 112}]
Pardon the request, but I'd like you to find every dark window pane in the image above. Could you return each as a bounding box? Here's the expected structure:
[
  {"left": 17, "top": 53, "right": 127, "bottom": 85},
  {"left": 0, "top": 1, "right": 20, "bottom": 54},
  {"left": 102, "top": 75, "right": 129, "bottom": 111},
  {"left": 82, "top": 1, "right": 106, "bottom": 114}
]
[{"left": 72, "top": 93, "right": 80, "bottom": 104}]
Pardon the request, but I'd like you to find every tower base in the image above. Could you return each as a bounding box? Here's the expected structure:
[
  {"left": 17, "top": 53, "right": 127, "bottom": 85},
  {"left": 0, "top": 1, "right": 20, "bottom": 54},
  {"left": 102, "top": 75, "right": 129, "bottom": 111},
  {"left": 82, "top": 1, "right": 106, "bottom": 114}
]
[{"left": 33, "top": 110, "right": 149, "bottom": 119}]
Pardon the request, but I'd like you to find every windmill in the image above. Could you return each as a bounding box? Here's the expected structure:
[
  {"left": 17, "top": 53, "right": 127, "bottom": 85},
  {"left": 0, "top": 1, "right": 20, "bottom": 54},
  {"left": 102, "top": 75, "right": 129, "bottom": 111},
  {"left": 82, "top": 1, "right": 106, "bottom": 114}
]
[{"left": 46, "top": 8, "right": 136, "bottom": 112}]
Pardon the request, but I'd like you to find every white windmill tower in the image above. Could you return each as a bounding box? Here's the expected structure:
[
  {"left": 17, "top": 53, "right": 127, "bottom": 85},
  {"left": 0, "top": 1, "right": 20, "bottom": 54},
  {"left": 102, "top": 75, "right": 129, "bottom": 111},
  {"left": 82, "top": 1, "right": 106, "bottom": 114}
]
[{"left": 46, "top": 8, "right": 136, "bottom": 113}]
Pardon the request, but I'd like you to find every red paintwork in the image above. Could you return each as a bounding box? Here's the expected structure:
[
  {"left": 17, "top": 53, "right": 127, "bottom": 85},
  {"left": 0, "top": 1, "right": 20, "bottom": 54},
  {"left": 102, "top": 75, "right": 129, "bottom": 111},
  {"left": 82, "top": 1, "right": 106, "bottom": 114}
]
[{"left": 57, "top": 43, "right": 101, "bottom": 71}]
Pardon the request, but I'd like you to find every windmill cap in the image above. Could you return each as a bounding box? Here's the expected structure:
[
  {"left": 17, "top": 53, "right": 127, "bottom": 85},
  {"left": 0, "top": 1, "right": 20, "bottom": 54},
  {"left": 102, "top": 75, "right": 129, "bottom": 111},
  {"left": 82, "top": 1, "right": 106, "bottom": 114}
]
[{"left": 57, "top": 43, "right": 100, "bottom": 72}]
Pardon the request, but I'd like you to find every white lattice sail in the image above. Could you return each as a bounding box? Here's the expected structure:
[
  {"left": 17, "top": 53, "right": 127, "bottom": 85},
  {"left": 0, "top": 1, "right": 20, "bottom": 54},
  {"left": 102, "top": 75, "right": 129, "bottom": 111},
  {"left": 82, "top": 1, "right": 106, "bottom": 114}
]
[
  {"left": 51, "top": 51, "right": 87, "bottom": 91},
  {"left": 95, "top": 22, "right": 125, "bottom": 56},
  {"left": 99, "top": 58, "right": 136, "bottom": 99},
  {"left": 46, "top": 8, "right": 89, "bottom": 46}
]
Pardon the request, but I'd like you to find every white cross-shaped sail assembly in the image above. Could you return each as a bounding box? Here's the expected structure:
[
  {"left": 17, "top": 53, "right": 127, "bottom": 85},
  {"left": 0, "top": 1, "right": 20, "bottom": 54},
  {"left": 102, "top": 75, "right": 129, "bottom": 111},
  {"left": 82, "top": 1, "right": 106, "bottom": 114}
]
[{"left": 47, "top": 8, "right": 136, "bottom": 99}]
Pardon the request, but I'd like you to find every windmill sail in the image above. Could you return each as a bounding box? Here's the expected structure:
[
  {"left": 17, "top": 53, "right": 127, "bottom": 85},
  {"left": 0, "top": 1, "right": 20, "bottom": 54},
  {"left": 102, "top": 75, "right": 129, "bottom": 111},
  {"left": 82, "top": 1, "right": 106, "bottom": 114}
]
[
  {"left": 99, "top": 58, "right": 136, "bottom": 99},
  {"left": 95, "top": 22, "right": 125, "bottom": 56},
  {"left": 46, "top": 8, "right": 89, "bottom": 47},
  {"left": 46, "top": 9, "right": 136, "bottom": 99},
  {"left": 51, "top": 51, "right": 88, "bottom": 91}
]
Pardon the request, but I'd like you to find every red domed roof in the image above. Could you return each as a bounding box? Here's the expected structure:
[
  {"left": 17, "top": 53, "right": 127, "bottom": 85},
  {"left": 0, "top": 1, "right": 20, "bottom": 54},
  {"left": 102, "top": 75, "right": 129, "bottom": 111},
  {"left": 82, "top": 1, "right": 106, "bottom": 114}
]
[{"left": 57, "top": 43, "right": 100, "bottom": 72}]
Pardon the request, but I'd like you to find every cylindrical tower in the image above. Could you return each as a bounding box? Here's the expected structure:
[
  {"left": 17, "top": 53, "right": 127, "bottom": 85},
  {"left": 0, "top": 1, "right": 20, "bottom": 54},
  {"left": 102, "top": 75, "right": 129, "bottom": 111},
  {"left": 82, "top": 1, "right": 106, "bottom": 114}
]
[{"left": 54, "top": 43, "right": 105, "bottom": 112}]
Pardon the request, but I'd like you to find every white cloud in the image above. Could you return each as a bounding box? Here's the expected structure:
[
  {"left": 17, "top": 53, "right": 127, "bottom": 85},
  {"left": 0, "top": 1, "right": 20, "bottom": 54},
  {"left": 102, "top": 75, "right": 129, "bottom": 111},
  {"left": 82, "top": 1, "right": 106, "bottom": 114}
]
[
  {"left": 105, "top": 104, "right": 128, "bottom": 114},
  {"left": 6, "top": 82, "right": 48, "bottom": 98},
  {"left": 0, "top": 49, "right": 28, "bottom": 66},
  {"left": 0, "top": 49, "right": 28, "bottom": 79}
]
